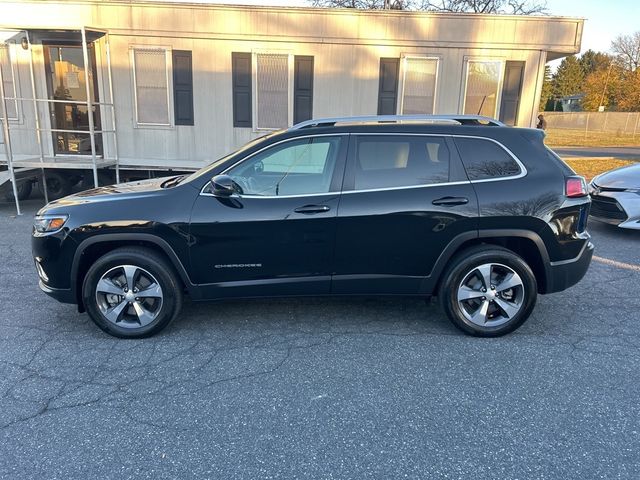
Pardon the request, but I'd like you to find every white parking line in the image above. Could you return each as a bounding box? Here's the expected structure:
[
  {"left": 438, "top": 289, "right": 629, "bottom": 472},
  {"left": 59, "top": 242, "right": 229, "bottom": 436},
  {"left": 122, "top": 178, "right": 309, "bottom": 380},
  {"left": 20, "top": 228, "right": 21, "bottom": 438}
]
[{"left": 593, "top": 255, "right": 640, "bottom": 272}]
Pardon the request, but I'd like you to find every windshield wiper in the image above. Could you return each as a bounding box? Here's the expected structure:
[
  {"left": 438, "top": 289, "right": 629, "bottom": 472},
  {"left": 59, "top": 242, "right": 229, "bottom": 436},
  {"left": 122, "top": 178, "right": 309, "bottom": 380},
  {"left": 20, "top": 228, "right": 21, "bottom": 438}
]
[{"left": 161, "top": 175, "right": 186, "bottom": 188}]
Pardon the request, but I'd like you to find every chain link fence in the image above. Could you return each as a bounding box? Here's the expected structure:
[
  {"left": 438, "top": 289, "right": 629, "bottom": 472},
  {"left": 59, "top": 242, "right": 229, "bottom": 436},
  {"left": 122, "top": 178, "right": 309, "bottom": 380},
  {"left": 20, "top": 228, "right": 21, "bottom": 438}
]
[{"left": 543, "top": 112, "right": 640, "bottom": 137}]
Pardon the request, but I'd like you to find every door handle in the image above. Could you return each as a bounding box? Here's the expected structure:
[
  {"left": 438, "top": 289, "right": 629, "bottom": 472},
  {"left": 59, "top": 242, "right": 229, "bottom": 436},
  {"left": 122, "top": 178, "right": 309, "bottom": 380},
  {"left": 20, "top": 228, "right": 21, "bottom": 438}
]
[
  {"left": 294, "top": 204, "right": 331, "bottom": 214},
  {"left": 432, "top": 196, "right": 469, "bottom": 207}
]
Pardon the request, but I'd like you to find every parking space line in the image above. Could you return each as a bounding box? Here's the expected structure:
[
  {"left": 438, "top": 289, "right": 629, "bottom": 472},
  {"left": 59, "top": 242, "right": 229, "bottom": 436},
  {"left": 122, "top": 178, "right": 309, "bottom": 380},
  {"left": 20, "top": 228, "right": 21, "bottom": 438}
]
[{"left": 593, "top": 255, "right": 640, "bottom": 272}]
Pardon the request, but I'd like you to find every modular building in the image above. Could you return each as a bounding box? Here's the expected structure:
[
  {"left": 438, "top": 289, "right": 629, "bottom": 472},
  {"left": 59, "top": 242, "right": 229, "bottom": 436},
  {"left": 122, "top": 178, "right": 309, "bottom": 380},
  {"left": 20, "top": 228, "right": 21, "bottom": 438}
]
[{"left": 1, "top": 0, "right": 583, "bottom": 195}]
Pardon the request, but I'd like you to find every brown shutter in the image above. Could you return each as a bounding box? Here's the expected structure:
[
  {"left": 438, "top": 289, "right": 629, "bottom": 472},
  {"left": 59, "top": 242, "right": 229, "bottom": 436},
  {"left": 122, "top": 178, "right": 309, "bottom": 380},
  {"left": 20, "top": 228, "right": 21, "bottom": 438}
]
[
  {"left": 293, "top": 56, "right": 314, "bottom": 124},
  {"left": 232, "top": 52, "right": 252, "bottom": 128},
  {"left": 172, "top": 50, "right": 194, "bottom": 126},
  {"left": 499, "top": 61, "right": 525, "bottom": 126},
  {"left": 377, "top": 58, "right": 399, "bottom": 115}
]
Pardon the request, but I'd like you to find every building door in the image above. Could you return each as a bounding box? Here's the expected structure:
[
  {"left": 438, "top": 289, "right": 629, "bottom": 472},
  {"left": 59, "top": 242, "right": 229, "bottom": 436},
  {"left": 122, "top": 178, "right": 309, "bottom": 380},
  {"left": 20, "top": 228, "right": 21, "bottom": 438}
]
[
  {"left": 43, "top": 44, "right": 102, "bottom": 155},
  {"left": 499, "top": 61, "right": 525, "bottom": 126}
]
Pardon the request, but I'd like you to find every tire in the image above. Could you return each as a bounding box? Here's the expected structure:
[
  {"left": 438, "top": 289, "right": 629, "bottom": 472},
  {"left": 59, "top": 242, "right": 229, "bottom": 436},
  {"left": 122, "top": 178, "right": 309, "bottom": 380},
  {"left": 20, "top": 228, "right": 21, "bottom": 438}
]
[
  {"left": 80, "top": 170, "right": 116, "bottom": 190},
  {"left": 3, "top": 180, "right": 32, "bottom": 201},
  {"left": 82, "top": 247, "right": 183, "bottom": 338},
  {"left": 438, "top": 245, "right": 537, "bottom": 337},
  {"left": 37, "top": 171, "right": 72, "bottom": 200}
]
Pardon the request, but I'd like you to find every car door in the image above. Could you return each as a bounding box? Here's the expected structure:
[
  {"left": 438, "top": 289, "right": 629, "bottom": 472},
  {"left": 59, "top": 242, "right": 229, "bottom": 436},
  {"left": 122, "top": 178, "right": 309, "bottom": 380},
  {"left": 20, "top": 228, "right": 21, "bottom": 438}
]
[
  {"left": 189, "top": 134, "right": 347, "bottom": 298},
  {"left": 332, "top": 133, "right": 479, "bottom": 294}
]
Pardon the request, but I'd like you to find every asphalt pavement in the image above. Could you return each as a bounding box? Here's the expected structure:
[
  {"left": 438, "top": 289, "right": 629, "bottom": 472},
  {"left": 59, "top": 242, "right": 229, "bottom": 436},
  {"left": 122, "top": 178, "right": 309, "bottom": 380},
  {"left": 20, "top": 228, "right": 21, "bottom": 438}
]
[
  {"left": 1, "top": 200, "right": 639, "bottom": 479},
  {"left": 552, "top": 146, "right": 640, "bottom": 159}
]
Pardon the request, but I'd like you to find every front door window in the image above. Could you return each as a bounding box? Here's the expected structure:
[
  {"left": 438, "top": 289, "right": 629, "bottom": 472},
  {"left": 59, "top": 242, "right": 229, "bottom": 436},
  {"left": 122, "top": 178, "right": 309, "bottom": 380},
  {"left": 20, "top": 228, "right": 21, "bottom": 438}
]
[{"left": 44, "top": 45, "right": 102, "bottom": 155}]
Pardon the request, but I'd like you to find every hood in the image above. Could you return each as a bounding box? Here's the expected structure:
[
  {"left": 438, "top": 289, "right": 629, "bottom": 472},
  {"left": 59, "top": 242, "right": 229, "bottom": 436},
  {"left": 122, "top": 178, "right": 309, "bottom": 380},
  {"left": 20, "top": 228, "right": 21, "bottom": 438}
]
[
  {"left": 38, "top": 176, "right": 178, "bottom": 213},
  {"left": 593, "top": 163, "right": 640, "bottom": 190}
]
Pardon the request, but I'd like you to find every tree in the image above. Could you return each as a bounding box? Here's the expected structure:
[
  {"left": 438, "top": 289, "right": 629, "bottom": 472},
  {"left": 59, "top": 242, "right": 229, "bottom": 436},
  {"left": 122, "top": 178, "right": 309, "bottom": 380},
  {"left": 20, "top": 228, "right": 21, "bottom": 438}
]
[
  {"left": 616, "top": 69, "right": 640, "bottom": 111},
  {"left": 581, "top": 65, "right": 622, "bottom": 111},
  {"left": 579, "top": 49, "right": 614, "bottom": 76},
  {"left": 552, "top": 55, "right": 584, "bottom": 98},
  {"left": 420, "top": 0, "right": 547, "bottom": 14},
  {"left": 310, "top": 0, "right": 413, "bottom": 8},
  {"left": 611, "top": 31, "right": 640, "bottom": 71},
  {"left": 309, "top": 0, "right": 548, "bottom": 13},
  {"left": 539, "top": 65, "right": 553, "bottom": 111}
]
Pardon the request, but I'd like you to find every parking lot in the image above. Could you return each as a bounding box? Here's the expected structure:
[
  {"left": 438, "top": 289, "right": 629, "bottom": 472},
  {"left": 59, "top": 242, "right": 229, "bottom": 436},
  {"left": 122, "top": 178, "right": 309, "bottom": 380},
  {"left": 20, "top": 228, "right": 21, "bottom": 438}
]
[{"left": 1, "top": 199, "right": 639, "bottom": 479}]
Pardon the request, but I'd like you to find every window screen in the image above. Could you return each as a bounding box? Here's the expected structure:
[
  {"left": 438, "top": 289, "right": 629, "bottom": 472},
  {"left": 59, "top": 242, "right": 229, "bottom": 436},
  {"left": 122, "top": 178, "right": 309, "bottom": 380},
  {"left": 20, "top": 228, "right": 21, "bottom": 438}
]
[
  {"left": 401, "top": 57, "right": 438, "bottom": 115},
  {"left": 354, "top": 136, "right": 450, "bottom": 190},
  {"left": 256, "top": 54, "right": 289, "bottom": 129},
  {"left": 0, "top": 45, "right": 18, "bottom": 120},
  {"left": 133, "top": 48, "right": 170, "bottom": 125},
  {"left": 464, "top": 60, "right": 501, "bottom": 118},
  {"left": 227, "top": 136, "right": 341, "bottom": 196},
  {"left": 454, "top": 137, "right": 521, "bottom": 180}
]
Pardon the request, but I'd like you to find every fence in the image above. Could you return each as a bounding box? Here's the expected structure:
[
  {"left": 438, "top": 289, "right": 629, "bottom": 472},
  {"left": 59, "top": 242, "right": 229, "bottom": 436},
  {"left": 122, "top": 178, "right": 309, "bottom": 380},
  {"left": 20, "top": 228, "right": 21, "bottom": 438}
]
[{"left": 544, "top": 112, "right": 640, "bottom": 137}]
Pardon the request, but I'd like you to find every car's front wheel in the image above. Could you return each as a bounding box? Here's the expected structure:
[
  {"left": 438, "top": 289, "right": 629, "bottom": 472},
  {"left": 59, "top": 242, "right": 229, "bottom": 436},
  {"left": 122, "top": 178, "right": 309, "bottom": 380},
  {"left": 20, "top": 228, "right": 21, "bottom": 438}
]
[
  {"left": 438, "top": 245, "right": 537, "bottom": 337},
  {"left": 83, "top": 247, "right": 183, "bottom": 338}
]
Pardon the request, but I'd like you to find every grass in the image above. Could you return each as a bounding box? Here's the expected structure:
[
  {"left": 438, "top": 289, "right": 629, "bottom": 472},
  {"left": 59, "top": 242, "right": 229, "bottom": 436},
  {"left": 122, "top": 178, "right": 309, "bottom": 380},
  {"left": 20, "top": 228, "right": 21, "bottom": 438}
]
[
  {"left": 563, "top": 157, "right": 637, "bottom": 181},
  {"left": 544, "top": 129, "right": 640, "bottom": 148}
]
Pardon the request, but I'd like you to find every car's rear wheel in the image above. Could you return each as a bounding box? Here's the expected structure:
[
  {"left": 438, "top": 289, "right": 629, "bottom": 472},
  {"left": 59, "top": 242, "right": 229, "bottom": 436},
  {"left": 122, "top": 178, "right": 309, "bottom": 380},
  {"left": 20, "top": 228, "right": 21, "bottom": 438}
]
[
  {"left": 438, "top": 246, "right": 537, "bottom": 337},
  {"left": 82, "top": 247, "right": 183, "bottom": 338}
]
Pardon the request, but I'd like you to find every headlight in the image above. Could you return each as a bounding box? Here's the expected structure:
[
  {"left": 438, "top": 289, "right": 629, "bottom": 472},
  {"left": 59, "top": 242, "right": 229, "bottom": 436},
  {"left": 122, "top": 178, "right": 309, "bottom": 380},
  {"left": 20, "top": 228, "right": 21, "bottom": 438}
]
[{"left": 33, "top": 215, "right": 68, "bottom": 235}]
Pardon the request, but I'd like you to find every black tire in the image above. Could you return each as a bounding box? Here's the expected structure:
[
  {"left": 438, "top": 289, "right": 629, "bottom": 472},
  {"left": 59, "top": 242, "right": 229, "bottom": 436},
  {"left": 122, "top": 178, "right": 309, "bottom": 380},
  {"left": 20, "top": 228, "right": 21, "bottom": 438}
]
[
  {"left": 438, "top": 245, "right": 537, "bottom": 337},
  {"left": 82, "top": 247, "right": 183, "bottom": 338},
  {"left": 37, "top": 171, "right": 72, "bottom": 200},
  {"left": 3, "top": 180, "right": 32, "bottom": 201},
  {"left": 80, "top": 170, "right": 116, "bottom": 190}
]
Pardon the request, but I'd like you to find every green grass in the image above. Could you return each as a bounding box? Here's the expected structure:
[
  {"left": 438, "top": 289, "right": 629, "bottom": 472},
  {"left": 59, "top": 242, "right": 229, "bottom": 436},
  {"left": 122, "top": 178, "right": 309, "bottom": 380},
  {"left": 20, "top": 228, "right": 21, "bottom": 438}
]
[{"left": 544, "top": 129, "right": 640, "bottom": 148}]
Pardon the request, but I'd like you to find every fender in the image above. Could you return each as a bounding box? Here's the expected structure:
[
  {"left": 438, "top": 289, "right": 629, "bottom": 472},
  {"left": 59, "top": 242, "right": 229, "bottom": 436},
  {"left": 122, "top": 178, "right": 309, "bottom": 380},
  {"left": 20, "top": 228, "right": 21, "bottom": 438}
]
[
  {"left": 71, "top": 233, "right": 201, "bottom": 301},
  {"left": 419, "top": 229, "right": 552, "bottom": 294}
]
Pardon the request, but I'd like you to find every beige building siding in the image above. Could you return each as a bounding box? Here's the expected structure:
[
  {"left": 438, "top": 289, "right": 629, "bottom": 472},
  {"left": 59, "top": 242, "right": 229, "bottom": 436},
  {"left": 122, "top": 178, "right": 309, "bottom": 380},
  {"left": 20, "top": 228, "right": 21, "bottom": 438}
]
[{"left": 0, "top": 1, "right": 582, "bottom": 169}]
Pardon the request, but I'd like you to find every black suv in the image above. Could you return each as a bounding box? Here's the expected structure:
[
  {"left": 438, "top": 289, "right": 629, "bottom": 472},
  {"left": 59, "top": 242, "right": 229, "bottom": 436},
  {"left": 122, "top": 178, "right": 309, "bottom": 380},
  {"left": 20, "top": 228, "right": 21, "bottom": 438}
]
[{"left": 32, "top": 115, "right": 593, "bottom": 338}]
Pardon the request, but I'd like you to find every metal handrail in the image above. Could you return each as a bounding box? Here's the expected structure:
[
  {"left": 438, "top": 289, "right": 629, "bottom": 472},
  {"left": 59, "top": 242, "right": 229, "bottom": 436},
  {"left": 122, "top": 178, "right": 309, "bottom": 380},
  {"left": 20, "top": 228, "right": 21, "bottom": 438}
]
[
  {"left": 290, "top": 114, "right": 506, "bottom": 130},
  {"left": 2, "top": 97, "right": 115, "bottom": 107}
]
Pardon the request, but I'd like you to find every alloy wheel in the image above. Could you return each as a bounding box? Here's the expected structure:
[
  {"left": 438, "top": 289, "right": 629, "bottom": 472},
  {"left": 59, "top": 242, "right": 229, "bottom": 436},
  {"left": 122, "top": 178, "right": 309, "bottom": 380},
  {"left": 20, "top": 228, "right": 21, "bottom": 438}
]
[
  {"left": 456, "top": 262, "right": 525, "bottom": 328},
  {"left": 95, "top": 265, "right": 164, "bottom": 328}
]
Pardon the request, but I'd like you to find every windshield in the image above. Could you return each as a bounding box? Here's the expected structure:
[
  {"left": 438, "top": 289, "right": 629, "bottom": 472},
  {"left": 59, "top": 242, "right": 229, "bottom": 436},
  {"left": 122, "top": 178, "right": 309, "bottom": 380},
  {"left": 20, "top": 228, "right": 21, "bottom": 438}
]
[{"left": 182, "top": 133, "right": 277, "bottom": 184}]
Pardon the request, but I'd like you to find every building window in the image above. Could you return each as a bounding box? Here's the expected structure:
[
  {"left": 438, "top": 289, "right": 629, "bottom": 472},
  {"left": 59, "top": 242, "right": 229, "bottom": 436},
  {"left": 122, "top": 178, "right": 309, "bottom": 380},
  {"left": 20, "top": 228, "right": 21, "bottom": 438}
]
[
  {"left": 255, "top": 53, "right": 290, "bottom": 130},
  {"left": 132, "top": 47, "right": 171, "bottom": 126},
  {"left": 463, "top": 60, "right": 503, "bottom": 118},
  {"left": 0, "top": 44, "right": 18, "bottom": 120},
  {"left": 400, "top": 57, "right": 439, "bottom": 115}
]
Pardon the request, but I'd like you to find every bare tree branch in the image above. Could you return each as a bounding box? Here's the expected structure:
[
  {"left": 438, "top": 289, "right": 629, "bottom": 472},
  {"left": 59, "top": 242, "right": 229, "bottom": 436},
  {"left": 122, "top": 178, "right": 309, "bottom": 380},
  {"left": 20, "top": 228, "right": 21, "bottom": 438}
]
[
  {"left": 611, "top": 32, "right": 640, "bottom": 71},
  {"left": 310, "top": 0, "right": 547, "bottom": 13}
]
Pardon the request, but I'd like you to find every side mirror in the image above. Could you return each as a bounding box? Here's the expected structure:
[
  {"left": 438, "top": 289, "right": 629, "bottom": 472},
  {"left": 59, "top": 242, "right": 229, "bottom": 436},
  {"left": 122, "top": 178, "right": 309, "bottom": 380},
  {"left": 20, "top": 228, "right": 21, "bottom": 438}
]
[{"left": 210, "top": 174, "right": 236, "bottom": 197}]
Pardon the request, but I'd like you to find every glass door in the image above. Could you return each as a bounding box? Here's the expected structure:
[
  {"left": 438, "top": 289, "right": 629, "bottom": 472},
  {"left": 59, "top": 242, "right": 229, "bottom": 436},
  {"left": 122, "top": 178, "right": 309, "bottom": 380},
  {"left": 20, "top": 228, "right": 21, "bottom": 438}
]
[{"left": 43, "top": 44, "right": 102, "bottom": 155}]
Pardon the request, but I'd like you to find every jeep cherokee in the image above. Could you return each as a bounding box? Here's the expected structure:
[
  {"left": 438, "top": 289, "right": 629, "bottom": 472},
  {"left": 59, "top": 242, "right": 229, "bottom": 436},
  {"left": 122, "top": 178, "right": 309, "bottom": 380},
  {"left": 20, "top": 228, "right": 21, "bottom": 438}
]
[{"left": 31, "top": 115, "right": 594, "bottom": 338}]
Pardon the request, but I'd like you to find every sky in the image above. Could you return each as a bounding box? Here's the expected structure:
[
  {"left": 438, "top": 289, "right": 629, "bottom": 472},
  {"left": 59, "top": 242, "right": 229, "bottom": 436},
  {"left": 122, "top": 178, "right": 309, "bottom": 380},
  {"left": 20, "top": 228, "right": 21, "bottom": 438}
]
[{"left": 180, "top": 0, "right": 639, "bottom": 59}]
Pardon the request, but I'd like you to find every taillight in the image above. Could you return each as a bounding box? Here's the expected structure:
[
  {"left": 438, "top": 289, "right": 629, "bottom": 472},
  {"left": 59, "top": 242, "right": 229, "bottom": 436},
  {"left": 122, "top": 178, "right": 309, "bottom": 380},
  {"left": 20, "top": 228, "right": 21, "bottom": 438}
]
[{"left": 565, "top": 176, "right": 588, "bottom": 198}]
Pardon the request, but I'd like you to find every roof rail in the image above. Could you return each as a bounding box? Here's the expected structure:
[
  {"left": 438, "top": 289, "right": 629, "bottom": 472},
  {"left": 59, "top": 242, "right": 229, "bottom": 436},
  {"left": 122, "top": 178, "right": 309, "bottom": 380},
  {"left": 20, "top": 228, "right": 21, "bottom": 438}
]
[{"left": 289, "top": 114, "right": 506, "bottom": 130}]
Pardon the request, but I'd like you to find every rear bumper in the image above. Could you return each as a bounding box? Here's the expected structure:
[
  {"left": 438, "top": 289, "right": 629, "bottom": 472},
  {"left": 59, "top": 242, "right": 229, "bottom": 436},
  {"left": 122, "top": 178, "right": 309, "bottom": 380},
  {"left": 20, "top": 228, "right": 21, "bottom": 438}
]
[
  {"left": 546, "top": 241, "right": 594, "bottom": 293},
  {"left": 39, "top": 280, "right": 76, "bottom": 304}
]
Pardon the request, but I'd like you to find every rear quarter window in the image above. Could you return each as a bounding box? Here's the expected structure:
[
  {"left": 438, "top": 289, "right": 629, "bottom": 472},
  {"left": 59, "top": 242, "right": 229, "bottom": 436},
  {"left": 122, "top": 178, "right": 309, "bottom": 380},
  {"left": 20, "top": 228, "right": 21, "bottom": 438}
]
[{"left": 454, "top": 137, "right": 521, "bottom": 181}]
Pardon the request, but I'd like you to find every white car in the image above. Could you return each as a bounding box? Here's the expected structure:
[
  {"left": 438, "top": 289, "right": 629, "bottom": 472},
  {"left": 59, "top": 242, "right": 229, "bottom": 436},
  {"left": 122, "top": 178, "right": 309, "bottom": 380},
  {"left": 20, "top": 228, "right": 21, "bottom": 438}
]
[{"left": 589, "top": 163, "right": 640, "bottom": 229}]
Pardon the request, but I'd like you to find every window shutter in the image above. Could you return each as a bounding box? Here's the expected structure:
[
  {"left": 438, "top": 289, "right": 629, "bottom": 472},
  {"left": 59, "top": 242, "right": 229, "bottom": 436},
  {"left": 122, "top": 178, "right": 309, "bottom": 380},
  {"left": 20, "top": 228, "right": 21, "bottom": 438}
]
[
  {"left": 293, "top": 56, "right": 314, "bottom": 124},
  {"left": 377, "top": 58, "right": 399, "bottom": 115},
  {"left": 232, "top": 52, "right": 252, "bottom": 128},
  {"left": 172, "top": 50, "right": 194, "bottom": 126},
  {"left": 499, "top": 61, "right": 525, "bottom": 126}
]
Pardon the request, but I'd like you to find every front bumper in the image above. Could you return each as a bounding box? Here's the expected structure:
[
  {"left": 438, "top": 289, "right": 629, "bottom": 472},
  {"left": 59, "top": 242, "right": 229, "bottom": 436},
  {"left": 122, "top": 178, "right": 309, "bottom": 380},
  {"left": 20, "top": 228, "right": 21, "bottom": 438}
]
[
  {"left": 590, "top": 191, "right": 640, "bottom": 230},
  {"left": 546, "top": 241, "right": 594, "bottom": 293},
  {"left": 38, "top": 280, "right": 76, "bottom": 304}
]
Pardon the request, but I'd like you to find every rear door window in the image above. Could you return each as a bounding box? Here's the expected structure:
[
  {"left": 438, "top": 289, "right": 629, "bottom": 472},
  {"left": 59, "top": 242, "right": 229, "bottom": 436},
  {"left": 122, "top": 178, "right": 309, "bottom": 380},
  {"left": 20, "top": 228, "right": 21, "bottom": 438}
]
[
  {"left": 352, "top": 135, "right": 450, "bottom": 190},
  {"left": 453, "top": 137, "right": 521, "bottom": 180}
]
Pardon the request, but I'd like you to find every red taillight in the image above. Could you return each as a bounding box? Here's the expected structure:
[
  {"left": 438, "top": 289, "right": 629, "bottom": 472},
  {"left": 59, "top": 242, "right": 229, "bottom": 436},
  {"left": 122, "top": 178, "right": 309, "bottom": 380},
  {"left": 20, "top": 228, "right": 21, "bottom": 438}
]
[{"left": 566, "top": 177, "right": 588, "bottom": 198}]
